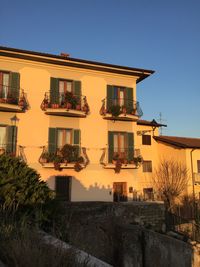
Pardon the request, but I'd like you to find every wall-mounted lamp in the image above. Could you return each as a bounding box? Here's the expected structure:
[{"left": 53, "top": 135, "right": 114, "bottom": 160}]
[{"left": 10, "top": 115, "right": 20, "bottom": 126}]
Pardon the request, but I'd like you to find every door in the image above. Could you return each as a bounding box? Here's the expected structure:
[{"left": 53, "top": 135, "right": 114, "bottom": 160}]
[
  {"left": 113, "top": 182, "right": 127, "bottom": 202},
  {"left": 55, "top": 176, "right": 71, "bottom": 201}
]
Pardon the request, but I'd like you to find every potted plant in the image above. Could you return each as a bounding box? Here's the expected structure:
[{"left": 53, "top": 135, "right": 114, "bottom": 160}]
[
  {"left": 74, "top": 156, "right": 84, "bottom": 172},
  {"left": 112, "top": 153, "right": 119, "bottom": 164},
  {"left": 109, "top": 104, "right": 121, "bottom": 117},
  {"left": 114, "top": 159, "right": 122, "bottom": 173},
  {"left": 53, "top": 155, "right": 62, "bottom": 171}
]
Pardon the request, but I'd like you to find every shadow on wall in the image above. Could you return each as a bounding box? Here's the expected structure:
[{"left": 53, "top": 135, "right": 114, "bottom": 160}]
[{"left": 46, "top": 176, "right": 113, "bottom": 201}]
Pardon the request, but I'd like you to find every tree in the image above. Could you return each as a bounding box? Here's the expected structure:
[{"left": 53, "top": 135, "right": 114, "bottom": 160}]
[
  {"left": 152, "top": 159, "right": 188, "bottom": 211},
  {"left": 0, "top": 155, "right": 53, "bottom": 210}
]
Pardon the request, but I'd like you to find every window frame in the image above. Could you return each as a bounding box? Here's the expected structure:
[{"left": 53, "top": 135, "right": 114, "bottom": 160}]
[
  {"left": 143, "top": 160, "right": 153, "bottom": 172},
  {"left": 142, "top": 134, "right": 151, "bottom": 145}
]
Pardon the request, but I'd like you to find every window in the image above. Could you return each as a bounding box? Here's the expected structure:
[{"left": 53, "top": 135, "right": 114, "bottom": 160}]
[
  {"left": 113, "top": 132, "right": 127, "bottom": 159},
  {"left": 108, "top": 131, "right": 134, "bottom": 163},
  {"left": 143, "top": 188, "right": 154, "bottom": 200},
  {"left": 0, "top": 125, "right": 17, "bottom": 154},
  {"left": 143, "top": 161, "right": 152, "bottom": 172},
  {"left": 59, "top": 80, "right": 73, "bottom": 105},
  {"left": 57, "top": 129, "right": 72, "bottom": 148},
  {"left": 48, "top": 128, "right": 80, "bottom": 153},
  {"left": 0, "top": 72, "right": 10, "bottom": 99},
  {"left": 107, "top": 85, "right": 133, "bottom": 113},
  {"left": 142, "top": 135, "right": 151, "bottom": 145},
  {"left": 50, "top": 78, "right": 81, "bottom": 105},
  {"left": 197, "top": 160, "right": 200, "bottom": 173},
  {"left": 0, "top": 126, "right": 6, "bottom": 150}
]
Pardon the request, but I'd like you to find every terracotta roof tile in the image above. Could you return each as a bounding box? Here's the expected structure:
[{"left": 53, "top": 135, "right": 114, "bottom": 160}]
[{"left": 154, "top": 136, "right": 200, "bottom": 148}]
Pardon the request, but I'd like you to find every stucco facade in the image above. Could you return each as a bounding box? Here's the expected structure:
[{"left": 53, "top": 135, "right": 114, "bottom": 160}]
[{"left": 0, "top": 46, "right": 200, "bottom": 201}]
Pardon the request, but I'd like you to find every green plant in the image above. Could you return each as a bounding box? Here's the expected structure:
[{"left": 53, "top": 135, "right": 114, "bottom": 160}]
[
  {"left": 109, "top": 104, "right": 121, "bottom": 117},
  {"left": 65, "top": 92, "right": 78, "bottom": 109},
  {"left": 60, "top": 144, "right": 79, "bottom": 162},
  {"left": 0, "top": 154, "right": 53, "bottom": 210}
]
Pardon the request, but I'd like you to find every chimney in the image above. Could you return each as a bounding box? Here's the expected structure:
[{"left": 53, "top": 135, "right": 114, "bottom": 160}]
[{"left": 60, "top": 52, "right": 70, "bottom": 58}]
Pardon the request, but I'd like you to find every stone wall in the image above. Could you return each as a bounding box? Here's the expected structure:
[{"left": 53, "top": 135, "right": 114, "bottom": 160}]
[
  {"left": 117, "top": 224, "right": 200, "bottom": 267},
  {"left": 58, "top": 201, "right": 165, "bottom": 265}
]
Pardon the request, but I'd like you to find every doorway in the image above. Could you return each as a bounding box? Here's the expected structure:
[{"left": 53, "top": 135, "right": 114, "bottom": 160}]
[
  {"left": 113, "top": 182, "right": 127, "bottom": 202},
  {"left": 55, "top": 176, "right": 71, "bottom": 201}
]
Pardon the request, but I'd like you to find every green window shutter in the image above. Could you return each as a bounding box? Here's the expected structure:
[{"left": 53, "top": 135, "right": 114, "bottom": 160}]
[
  {"left": 108, "top": 131, "right": 114, "bottom": 163},
  {"left": 6, "top": 126, "right": 17, "bottom": 154},
  {"left": 125, "top": 87, "right": 133, "bottom": 113},
  {"left": 50, "top": 78, "right": 59, "bottom": 104},
  {"left": 10, "top": 72, "right": 20, "bottom": 101},
  {"left": 73, "top": 129, "right": 80, "bottom": 145},
  {"left": 48, "top": 128, "right": 57, "bottom": 153},
  {"left": 127, "top": 132, "right": 134, "bottom": 161},
  {"left": 73, "top": 81, "right": 81, "bottom": 96},
  {"left": 107, "top": 85, "right": 114, "bottom": 111},
  {"left": 73, "top": 129, "right": 80, "bottom": 158}
]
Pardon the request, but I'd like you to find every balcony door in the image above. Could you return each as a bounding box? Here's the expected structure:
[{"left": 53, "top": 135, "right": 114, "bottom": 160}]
[
  {"left": 108, "top": 131, "right": 134, "bottom": 163},
  {"left": 59, "top": 80, "right": 73, "bottom": 105},
  {"left": 0, "top": 72, "right": 9, "bottom": 99},
  {"left": 113, "top": 132, "right": 127, "bottom": 160},
  {"left": 57, "top": 129, "right": 72, "bottom": 149},
  {"left": 113, "top": 182, "right": 127, "bottom": 202}
]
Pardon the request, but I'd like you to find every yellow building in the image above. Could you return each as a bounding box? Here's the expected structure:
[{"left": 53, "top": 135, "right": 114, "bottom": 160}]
[{"left": 0, "top": 46, "right": 199, "bottom": 201}]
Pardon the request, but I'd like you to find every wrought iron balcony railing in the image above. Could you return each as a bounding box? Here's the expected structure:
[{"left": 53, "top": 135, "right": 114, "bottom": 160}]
[
  {"left": 100, "top": 98, "right": 143, "bottom": 119},
  {"left": 0, "top": 144, "right": 27, "bottom": 163},
  {"left": 39, "top": 144, "right": 89, "bottom": 170},
  {"left": 41, "top": 92, "right": 90, "bottom": 115},
  {"left": 100, "top": 147, "right": 143, "bottom": 169},
  {"left": 0, "top": 84, "right": 29, "bottom": 112}
]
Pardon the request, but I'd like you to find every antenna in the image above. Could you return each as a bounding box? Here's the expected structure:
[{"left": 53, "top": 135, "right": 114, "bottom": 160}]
[{"left": 158, "top": 112, "right": 166, "bottom": 136}]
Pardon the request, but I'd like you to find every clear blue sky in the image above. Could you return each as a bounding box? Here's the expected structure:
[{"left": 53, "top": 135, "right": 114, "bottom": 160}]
[{"left": 1, "top": 0, "right": 200, "bottom": 137}]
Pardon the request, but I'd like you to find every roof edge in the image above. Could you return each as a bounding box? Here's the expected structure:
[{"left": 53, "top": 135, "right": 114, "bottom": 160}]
[{"left": 0, "top": 46, "right": 154, "bottom": 82}]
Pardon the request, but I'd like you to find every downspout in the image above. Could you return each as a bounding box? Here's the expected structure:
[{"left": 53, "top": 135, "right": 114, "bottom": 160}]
[{"left": 190, "top": 148, "right": 196, "bottom": 218}]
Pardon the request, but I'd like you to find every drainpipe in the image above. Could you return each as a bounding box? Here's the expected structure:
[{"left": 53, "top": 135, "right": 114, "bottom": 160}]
[{"left": 190, "top": 148, "right": 196, "bottom": 219}]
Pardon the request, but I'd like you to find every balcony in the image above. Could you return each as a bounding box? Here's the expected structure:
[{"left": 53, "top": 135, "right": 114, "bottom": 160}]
[
  {"left": 0, "top": 86, "right": 29, "bottom": 112},
  {"left": 39, "top": 144, "right": 89, "bottom": 171},
  {"left": 0, "top": 144, "right": 27, "bottom": 163},
  {"left": 194, "top": 173, "right": 200, "bottom": 184},
  {"left": 41, "top": 92, "right": 90, "bottom": 117},
  {"left": 100, "top": 147, "right": 143, "bottom": 171},
  {"left": 100, "top": 98, "right": 143, "bottom": 121}
]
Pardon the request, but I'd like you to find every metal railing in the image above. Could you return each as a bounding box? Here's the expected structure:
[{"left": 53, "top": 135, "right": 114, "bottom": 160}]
[
  {"left": 100, "top": 147, "right": 143, "bottom": 167},
  {"left": 100, "top": 98, "right": 143, "bottom": 117},
  {"left": 166, "top": 211, "right": 200, "bottom": 243},
  {"left": 0, "top": 84, "right": 28, "bottom": 111},
  {"left": 40, "top": 92, "right": 90, "bottom": 114},
  {"left": 0, "top": 144, "right": 27, "bottom": 163},
  {"left": 39, "top": 145, "right": 89, "bottom": 167}
]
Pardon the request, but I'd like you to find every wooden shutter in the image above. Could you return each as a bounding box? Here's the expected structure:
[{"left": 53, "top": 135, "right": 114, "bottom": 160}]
[
  {"left": 73, "top": 129, "right": 80, "bottom": 145},
  {"left": 50, "top": 77, "right": 59, "bottom": 104},
  {"left": 73, "top": 129, "right": 80, "bottom": 158},
  {"left": 73, "top": 81, "right": 81, "bottom": 96},
  {"left": 197, "top": 160, "right": 200, "bottom": 173},
  {"left": 48, "top": 128, "right": 57, "bottom": 153},
  {"left": 108, "top": 131, "right": 114, "bottom": 163},
  {"left": 142, "top": 135, "right": 151, "bottom": 145},
  {"left": 107, "top": 85, "right": 114, "bottom": 111},
  {"left": 10, "top": 72, "right": 20, "bottom": 101},
  {"left": 127, "top": 132, "right": 134, "bottom": 161},
  {"left": 6, "top": 126, "right": 17, "bottom": 155},
  {"left": 125, "top": 87, "right": 133, "bottom": 113}
]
